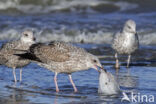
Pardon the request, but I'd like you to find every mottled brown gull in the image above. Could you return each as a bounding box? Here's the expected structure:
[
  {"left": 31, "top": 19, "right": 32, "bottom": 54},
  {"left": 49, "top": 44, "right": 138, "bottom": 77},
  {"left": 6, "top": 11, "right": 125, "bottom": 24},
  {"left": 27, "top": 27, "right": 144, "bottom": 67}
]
[
  {"left": 112, "top": 19, "right": 139, "bottom": 69},
  {"left": 0, "top": 30, "right": 36, "bottom": 83},
  {"left": 15, "top": 41, "right": 103, "bottom": 92}
]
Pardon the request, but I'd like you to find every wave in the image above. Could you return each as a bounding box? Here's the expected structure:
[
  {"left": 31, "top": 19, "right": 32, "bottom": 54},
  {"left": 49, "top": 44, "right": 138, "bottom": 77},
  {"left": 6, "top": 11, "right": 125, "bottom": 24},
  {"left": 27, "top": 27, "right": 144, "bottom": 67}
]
[
  {"left": 0, "top": 28, "right": 156, "bottom": 45},
  {"left": 0, "top": 0, "right": 155, "bottom": 45},
  {"left": 0, "top": 0, "right": 139, "bottom": 14}
]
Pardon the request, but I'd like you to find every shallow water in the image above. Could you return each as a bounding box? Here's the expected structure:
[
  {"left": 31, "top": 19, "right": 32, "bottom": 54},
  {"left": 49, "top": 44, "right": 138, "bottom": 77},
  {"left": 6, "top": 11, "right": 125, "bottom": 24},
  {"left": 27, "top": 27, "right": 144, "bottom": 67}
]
[
  {"left": 0, "top": 43, "right": 155, "bottom": 104},
  {"left": 0, "top": 0, "right": 156, "bottom": 103}
]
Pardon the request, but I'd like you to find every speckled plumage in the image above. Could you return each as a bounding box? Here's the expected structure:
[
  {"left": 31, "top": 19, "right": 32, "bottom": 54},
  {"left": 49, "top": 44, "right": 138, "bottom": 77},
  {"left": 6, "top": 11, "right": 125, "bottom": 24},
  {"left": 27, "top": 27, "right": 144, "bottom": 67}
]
[
  {"left": 0, "top": 41, "right": 32, "bottom": 68},
  {"left": 30, "top": 42, "right": 101, "bottom": 74},
  {"left": 112, "top": 30, "right": 139, "bottom": 55},
  {"left": 0, "top": 30, "right": 35, "bottom": 83},
  {"left": 112, "top": 20, "right": 139, "bottom": 68},
  {"left": 16, "top": 41, "right": 102, "bottom": 92}
]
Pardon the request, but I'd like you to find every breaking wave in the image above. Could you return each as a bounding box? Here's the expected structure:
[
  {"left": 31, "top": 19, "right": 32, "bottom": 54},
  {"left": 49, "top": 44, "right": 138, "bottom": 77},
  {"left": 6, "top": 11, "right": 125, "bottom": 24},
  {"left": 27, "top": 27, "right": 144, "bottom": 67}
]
[
  {"left": 0, "top": 0, "right": 155, "bottom": 45},
  {"left": 0, "top": 0, "right": 138, "bottom": 14},
  {"left": 0, "top": 28, "right": 156, "bottom": 45}
]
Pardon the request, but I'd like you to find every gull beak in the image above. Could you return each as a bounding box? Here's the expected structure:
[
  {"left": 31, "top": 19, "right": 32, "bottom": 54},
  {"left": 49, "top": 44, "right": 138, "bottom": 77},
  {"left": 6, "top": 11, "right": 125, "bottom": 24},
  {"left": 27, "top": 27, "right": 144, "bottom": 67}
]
[
  {"left": 94, "top": 65, "right": 106, "bottom": 73},
  {"left": 100, "top": 67, "right": 107, "bottom": 73},
  {"left": 94, "top": 65, "right": 100, "bottom": 72},
  {"left": 132, "top": 30, "right": 136, "bottom": 34}
]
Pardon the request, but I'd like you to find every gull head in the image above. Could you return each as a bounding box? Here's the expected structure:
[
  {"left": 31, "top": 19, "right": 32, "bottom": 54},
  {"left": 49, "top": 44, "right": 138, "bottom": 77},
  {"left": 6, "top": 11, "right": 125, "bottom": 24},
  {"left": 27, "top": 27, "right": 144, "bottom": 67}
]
[
  {"left": 123, "top": 19, "right": 136, "bottom": 34},
  {"left": 20, "top": 30, "right": 36, "bottom": 44},
  {"left": 86, "top": 53, "right": 103, "bottom": 72}
]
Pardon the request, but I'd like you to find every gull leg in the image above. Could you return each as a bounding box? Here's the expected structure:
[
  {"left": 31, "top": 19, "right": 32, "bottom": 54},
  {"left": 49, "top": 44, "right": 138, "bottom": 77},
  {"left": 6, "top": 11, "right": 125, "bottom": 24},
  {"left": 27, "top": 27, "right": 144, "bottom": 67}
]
[
  {"left": 20, "top": 69, "right": 22, "bottom": 82},
  {"left": 127, "top": 55, "right": 131, "bottom": 68},
  {"left": 115, "top": 53, "right": 120, "bottom": 69},
  {"left": 54, "top": 72, "right": 59, "bottom": 92},
  {"left": 68, "top": 74, "right": 78, "bottom": 92},
  {"left": 12, "top": 67, "right": 17, "bottom": 84}
]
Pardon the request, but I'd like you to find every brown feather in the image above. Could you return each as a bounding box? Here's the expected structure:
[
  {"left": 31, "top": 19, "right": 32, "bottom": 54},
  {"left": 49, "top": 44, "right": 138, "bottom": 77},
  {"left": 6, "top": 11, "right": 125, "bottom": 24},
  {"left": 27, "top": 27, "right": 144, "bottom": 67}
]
[{"left": 29, "top": 42, "right": 70, "bottom": 63}]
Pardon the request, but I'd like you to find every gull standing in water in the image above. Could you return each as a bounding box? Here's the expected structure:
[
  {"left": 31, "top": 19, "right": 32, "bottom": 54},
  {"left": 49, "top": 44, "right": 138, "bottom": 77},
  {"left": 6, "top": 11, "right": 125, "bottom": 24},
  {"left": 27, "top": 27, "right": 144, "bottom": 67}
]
[
  {"left": 112, "top": 20, "right": 139, "bottom": 69},
  {"left": 0, "top": 30, "right": 36, "bottom": 84},
  {"left": 15, "top": 41, "right": 103, "bottom": 92}
]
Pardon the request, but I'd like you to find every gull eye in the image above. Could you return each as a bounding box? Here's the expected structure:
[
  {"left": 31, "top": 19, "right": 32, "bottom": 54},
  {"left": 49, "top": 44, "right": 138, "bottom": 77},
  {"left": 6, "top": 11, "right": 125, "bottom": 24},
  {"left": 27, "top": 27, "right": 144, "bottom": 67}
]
[
  {"left": 24, "top": 34, "right": 28, "bottom": 37},
  {"left": 93, "top": 60, "right": 97, "bottom": 63},
  {"left": 127, "top": 25, "right": 131, "bottom": 29}
]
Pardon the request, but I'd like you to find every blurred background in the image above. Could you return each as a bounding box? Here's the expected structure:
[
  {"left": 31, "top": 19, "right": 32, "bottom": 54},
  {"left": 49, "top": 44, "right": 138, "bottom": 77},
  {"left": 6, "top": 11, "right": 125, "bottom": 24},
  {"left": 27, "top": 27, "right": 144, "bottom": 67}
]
[{"left": 0, "top": 0, "right": 155, "bottom": 45}]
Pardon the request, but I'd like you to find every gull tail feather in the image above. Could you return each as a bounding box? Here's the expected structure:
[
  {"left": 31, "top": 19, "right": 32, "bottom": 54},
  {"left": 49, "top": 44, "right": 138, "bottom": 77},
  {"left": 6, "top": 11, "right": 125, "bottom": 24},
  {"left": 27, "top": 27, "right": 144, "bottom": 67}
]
[{"left": 14, "top": 51, "right": 42, "bottom": 62}]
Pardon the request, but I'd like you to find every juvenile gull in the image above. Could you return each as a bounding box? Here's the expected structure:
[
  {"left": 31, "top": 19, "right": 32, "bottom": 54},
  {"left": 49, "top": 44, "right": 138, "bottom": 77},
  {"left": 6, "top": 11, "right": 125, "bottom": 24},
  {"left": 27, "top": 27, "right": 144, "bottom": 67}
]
[
  {"left": 16, "top": 41, "right": 103, "bottom": 92},
  {"left": 112, "top": 19, "right": 139, "bottom": 69},
  {"left": 0, "top": 30, "right": 36, "bottom": 83}
]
